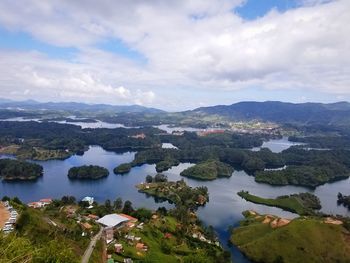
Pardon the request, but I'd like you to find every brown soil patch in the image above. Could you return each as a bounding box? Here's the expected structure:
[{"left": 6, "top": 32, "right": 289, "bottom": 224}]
[
  {"left": 262, "top": 215, "right": 274, "bottom": 224},
  {"left": 0, "top": 202, "right": 10, "bottom": 228},
  {"left": 324, "top": 217, "right": 343, "bottom": 225}
]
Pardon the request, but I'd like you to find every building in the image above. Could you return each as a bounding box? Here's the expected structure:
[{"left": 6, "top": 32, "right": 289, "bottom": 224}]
[
  {"left": 97, "top": 213, "right": 133, "bottom": 228},
  {"left": 82, "top": 196, "right": 94, "bottom": 208}
]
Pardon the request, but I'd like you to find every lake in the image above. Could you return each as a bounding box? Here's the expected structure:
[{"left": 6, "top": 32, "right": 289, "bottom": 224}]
[{"left": 1, "top": 137, "right": 349, "bottom": 263}]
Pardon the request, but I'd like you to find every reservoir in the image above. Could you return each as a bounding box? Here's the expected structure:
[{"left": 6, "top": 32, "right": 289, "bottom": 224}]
[{"left": 1, "top": 137, "right": 349, "bottom": 262}]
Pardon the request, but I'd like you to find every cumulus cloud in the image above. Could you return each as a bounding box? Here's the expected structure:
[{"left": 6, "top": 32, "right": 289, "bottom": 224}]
[{"left": 0, "top": 0, "right": 349, "bottom": 109}]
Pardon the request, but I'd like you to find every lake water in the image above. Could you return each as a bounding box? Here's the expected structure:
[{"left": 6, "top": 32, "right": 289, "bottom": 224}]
[
  {"left": 1, "top": 138, "right": 349, "bottom": 263},
  {"left": 251, "top": 137, "right": 305, "bottom": 153}
]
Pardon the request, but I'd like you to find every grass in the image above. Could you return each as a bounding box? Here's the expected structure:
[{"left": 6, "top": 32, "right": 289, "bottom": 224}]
[
  {"left": 231, "top": 214, "right": 350, "bottom": 263},
  {"left": 237, "top": 191, "right": 320, "bottom": 215}
]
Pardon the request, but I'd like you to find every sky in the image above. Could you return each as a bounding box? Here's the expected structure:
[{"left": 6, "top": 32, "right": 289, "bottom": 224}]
[{"left": 0, "top": 0, "right": 349, "bottom": 110}]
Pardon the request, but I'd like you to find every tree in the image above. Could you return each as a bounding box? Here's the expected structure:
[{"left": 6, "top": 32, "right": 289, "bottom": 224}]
[
  {"left": 154, "top": 173, "right": 167, "bottom": 182},
  {"left": 114, "top": 197, "right": 123, "bottom": 211},
  {"left": 146, "top": 175, "right": 153, "bottom": 183},
  {"left": 122, "top": 200, "right": 134, "bottom": 215},
  {"left": 105, "top": 199, "right": 112, "bottom": 213}
]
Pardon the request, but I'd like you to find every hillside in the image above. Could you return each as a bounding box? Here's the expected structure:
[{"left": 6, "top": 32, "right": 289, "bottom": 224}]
[
  {"left": 231, "top": 211, "right": 350, "bottom": 263},
  {"left": 189, "top": 101, "right": 350, "bottom": 126}
]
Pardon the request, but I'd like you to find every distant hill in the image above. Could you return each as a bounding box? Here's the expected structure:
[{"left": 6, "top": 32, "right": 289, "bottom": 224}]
[
  {"left": 189, "top": 101, "right": 350, "bottom": 126},
  {"left": 0, "top": 99, "right": 164, "bottom": 114}
]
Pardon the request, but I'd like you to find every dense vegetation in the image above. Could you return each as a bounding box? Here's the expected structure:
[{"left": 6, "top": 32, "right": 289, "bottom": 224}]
[
  {"left": 68, "top": 165, "right": 109, "bottom": 180},
  {"left": 0, "top": 159, "right": 43, "bottom": 180},
  {"left": 113, "top": 163, "right": 132, "bottom": 174},
  {"left": 180, "top": 159, "right": 233, "bottom": 180},
  {"left": 0, "top": 198, "right": 88, "bottom": 263},
  {"left": 337, "top": 193, "right": 350, "bottom": 209},
  {"left": 238, "top": 191, "right": 321, "bottom": 215},
  {"left": 137, "top": 179, "right": 209, "bottom": 210},
  {"left": 231, "top": 211, "right": 350, "bottom": 263}
]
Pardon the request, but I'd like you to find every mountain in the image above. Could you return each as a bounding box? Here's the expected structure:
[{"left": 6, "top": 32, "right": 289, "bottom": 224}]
[
  {"left": 0, "top": 99, "right": 164, "bottom": 114},
  {"left": 189, "top": 101, "right": 350, "bottom": 126}
]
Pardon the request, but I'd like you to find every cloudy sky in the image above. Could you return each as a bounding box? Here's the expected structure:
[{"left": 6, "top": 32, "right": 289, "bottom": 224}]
[{"left": 0, "top": 0, "right": 349, "bottom": 110}]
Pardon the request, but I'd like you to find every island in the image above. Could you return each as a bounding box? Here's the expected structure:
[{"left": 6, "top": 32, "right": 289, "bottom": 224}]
[
  {"left": 113, "top": 163, "right": 132, "bottom": 174},
  {"left": 337, "top": 192, "right": 350, "bottom": 209},
  {"left": 67, "top": 165, "right": 109, "bottom": 180},
  {"left": 0, "top": 159, "right": 43, "bottom": 180},
  {"left": 136, "top": 178, "right": 209, "bottom": 209},
  {"left": 231, "top": 211, "right": 350, "bottom": 263},
  {"left": 237, "top": 191, "right": 321, "bottom": 215},
  {"left": 180, "top": 159, "right": 233, "bottom": 180},
  {"left": 255, "top": 163, "right": 350, "bottom": 188}
]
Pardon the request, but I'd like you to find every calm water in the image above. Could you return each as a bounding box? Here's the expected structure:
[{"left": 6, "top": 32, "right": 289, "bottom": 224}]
[
  {"left": 252, "top": 137, "right": 305, "bottom": 153},
  {"left": 1, "top": 138, "right": 349, "bottom": 263}
]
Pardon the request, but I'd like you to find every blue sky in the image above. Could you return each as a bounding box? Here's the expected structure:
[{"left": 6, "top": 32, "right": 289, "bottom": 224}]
[{"left": 0, "top": 0, "right": 348, "bottom": 110}]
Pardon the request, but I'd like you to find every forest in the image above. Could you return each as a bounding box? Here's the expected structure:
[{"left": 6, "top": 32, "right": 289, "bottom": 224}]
[{"left": 0, "top": 159, "right": 43, "bottom": 180}]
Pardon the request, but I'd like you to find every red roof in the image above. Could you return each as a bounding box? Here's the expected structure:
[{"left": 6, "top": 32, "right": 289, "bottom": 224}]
[
  {"left": 39, "top": 198, "right": 52, "bottom": 203},
  {"left": 118, "top": 213, "right": 138, "bottom": 222}
]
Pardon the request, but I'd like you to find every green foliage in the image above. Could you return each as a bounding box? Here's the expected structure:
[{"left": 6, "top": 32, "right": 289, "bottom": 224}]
[
  {"left": 231, "top": 213, "right": 350, "bottom": 263},
  {"left": 237, "top": 191, "right": 321, "bottom": 215},
  {"left": 180, "top": 159, "right": 233, "bottom": 180},
  {"left": 0, "top": 158, "right": 43, "bottom": 180},
  {"left": 68, "top": 165, "right": 109, "bottom": 179},
  {"left": 113, "top": 163, "right": 131, "bottom": 174}
]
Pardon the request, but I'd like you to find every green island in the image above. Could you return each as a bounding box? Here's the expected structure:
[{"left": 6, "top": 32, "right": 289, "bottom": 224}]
[
  {"left": 338, "top": 192, "right": 350, "bottom": 209},
  {"left": 231, "top": 211, "right": 350, "bottom": 263},
  {"left": 180, "top": 159, "right": 233, "bottom": 180},
  {"left": 237, "top": 191, "right": 321, "bottom": 215},
  {"left": 68, "top": 165, "right": 109, "bottom": 180},
  {"left": 137, "top": 176, "right": 209, "bottom": 209},
  {"left": 113, "top": 163, "right": 132, "bottom": 174},
  {"left": 0, "top": 159, "right": 43, "bottom": 181}
]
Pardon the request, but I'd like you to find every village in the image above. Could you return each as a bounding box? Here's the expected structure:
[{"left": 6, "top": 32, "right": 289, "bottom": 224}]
[{"left": 1, "top": 194, "right": 224, "bottom": 263}]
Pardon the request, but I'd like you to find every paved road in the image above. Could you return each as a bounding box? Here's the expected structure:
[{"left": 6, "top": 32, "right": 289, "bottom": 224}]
[{"left": 81, "top": 227, "right": 103, "bottom": 263}]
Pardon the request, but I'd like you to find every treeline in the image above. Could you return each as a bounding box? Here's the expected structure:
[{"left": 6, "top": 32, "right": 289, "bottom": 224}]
[
  {"left": 67, "top": 165, "right": 109, "bottom": 180},
  {"left": 0, "top": 159, "right": 43, "bottom": 180},
  {"left": 0, "top": 121, "right": 162, "bottom": 156},
  {"left": 121, "top": 145, "right": 350, "bottom": 187}
]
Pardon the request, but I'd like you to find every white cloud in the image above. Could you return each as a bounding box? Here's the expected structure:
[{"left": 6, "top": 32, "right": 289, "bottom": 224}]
[{"left": 0, "top": 0, "right": 349, "bottom": 109}]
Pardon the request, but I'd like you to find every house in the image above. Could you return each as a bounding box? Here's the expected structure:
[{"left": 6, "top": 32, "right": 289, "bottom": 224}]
[
  {"left": 39, "top": 198, "right": 52, "bottom": 205},
  {"left": 80, "top": 222, "right": 93, "bottom": 230},
  {"left": 82, "top": 196, "right": 94, "bottom": 208},
  {"left": 115, "top": 243, "right": 123, "bottom": 253},
  {"left": 136, "top": 243, "right": 146, "bottom": 250},
  {"left": 105, "top": 227, "right": 114, "bottom": 244},
  {"left": 28, "top": 202, "right": 44, "bottom": 209}
]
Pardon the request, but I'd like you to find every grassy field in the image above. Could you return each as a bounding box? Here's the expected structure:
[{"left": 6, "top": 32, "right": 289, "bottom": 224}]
[
  {"left": 237, "top": 191, "right": 321, "bottom": 215},
  {"left": 231, "top": 212, "right": 350, "bottom": 263}
]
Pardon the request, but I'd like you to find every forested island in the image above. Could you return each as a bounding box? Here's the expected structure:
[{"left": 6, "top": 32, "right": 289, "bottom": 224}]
[
  {"left": 180, "top": 159, "right": 233, "bottom": 180},
  {"left": 67, "top": 165, "right": 109, "bottom": 180},
  {"left": 238, "top": 191, "right": 321, "bottom": 215},
  {"left": 337, "top": 192, "right": 350, "bottom": 209},
  {"left": 137, "top": 176, "right": 209, "bottom": 209},
  {"left": 0, "top": 159, "right": 43, "bottom": 180},
  {"left": 113, "top": 163, "right": 132, "bottom": 174},
  {"left": 231, "top": 211, "right": 350, "bottom": 263}
]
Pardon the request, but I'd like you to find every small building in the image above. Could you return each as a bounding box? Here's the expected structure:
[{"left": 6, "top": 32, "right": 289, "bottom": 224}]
[
  {"left": 115, "top": 243, "right": 123, "bottom": 253},
  {"left": 105, "top": 227, "right": 114, "bottom": 244},
  {"left": 80, "top": 222, "right": 93, "bottom": 230},
  {"left": 39, "top": 198, "right": 52, "bottom": 205},
  {"left": 82, "top": 196, "right": 94, "bottom": 208}
]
